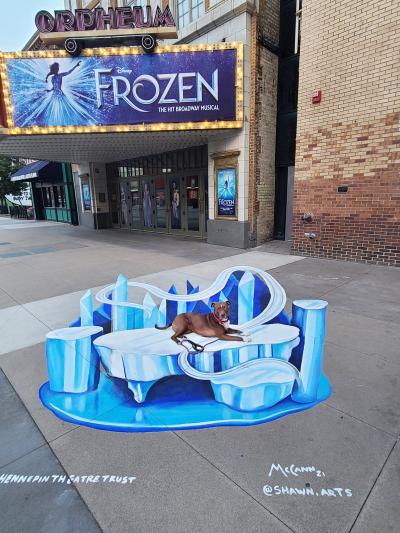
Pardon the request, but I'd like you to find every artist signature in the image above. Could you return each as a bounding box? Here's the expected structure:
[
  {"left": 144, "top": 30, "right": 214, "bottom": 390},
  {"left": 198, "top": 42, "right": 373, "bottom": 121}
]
[
  {"left": 263, "top": 485, "right": 352, "bottom": 497},
  {"left": 268, "top": 463, "right": 326, "bottom": 478}
]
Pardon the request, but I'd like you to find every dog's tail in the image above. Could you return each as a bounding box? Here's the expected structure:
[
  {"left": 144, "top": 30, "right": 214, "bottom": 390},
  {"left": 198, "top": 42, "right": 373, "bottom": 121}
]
[{"left": 155, "top": 323, "right": 172, "bottom": 330}]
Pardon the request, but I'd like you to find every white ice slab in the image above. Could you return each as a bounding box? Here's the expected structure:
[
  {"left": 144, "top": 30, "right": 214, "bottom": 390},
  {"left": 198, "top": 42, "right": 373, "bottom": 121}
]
[{"left": 94, "top": 323, "right": 299, "bottom": 356}]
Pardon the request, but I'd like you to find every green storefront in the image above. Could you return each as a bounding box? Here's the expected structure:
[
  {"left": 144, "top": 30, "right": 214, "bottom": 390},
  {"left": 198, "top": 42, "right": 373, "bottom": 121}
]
[{"left": 10, "top": 161, "right": 78, "bottom": 225}]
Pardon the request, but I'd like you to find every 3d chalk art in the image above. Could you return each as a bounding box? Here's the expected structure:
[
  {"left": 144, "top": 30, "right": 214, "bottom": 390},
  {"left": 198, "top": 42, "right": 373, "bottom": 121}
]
[{"left": 40, "top": 266, "right": 332, "bottom": 432}]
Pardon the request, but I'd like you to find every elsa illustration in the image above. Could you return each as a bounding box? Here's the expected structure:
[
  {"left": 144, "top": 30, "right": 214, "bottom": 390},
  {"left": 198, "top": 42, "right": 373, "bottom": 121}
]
[
  {"left": 46, "top": 61, "right": 81, "bottom": 96},
  {"left": 171, "top": 181, "right": 180, "bottom": 229},
  {"left": 143, "top": 182, "right": 152, "bottom": 227}
]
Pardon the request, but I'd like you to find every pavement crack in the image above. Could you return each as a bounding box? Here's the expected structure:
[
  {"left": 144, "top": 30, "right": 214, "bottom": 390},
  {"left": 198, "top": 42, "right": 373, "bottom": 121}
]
[
  {"left": 348, "top": 440, "right": 398, "bottom": 532},
  {"left": 0, "top": 369, "right": 104, "bottom": 532},
  {"left": 321, "top": 402, "right": 398, "bottom": 438},
  {"left": 326, "top": 339, "right": 400, "bottom": 368},
  {"left": 170, "top": 431, "right": 296, "bottom": 533}
]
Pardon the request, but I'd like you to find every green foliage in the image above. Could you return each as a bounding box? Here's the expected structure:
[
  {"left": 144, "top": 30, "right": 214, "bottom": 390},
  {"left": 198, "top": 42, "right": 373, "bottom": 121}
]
[{"left": 0, "top": 156, "right": 26, "bottom": 201}]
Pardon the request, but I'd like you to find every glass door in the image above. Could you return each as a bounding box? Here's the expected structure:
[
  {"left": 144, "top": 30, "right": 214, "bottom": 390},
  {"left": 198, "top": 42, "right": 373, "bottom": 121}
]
[
  {"left": 141, "top": 178, "right": 155, "bottom": 231},
  {"left": 168, "top": 177, "right": 185, "bottom": 234},
  {"left": 186, "top": 176, "right": 200, "bottom": 235},
  {"left": 119, "top": 181, "right": 130, "bottom": 229},
  {"left": 129, "top": 179, "right": 142, "bottom": 230},
  {"left": 154, "top": 176, "right": 167, "bottom": 231},
  {"left": 203, "top": 173, "right": 209, "bottom": 236},
  {"left": 108, "top": 181, "right": 119, "bottom": 227}
]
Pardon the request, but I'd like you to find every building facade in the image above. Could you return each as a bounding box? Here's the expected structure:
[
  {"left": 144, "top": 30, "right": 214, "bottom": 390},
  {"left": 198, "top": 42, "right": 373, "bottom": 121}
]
[
  {"left": 0, "top": 0, "right": 398, "bottom": 264},
  {"left": 292, "top": 0, "right": 399, "bottom": 265},
  {"left": 10, "top": 161, "right": 78, "bottom": 224},
  {"left": 0, "top": 0, "right": 283, "bottom": 248}
]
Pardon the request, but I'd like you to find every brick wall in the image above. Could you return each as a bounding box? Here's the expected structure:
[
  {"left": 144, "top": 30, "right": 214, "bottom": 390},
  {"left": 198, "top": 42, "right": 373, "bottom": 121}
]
[
  {"left": 248, "top": 0, "right": 279, "bottom": 245},
  {"left": 293, "top": 0, "right": 400, "bottom": 266}
]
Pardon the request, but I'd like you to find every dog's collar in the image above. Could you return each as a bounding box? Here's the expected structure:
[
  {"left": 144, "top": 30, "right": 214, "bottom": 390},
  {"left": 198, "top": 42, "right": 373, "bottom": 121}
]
[{"left": 211, "top": 313, "right": 229, "bottom": 326}]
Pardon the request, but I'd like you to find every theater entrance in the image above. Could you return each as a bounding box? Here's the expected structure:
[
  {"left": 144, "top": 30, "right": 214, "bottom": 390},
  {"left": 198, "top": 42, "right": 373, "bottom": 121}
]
[{"left": 108, "top": 146, "right": 208, "bottom": 238}]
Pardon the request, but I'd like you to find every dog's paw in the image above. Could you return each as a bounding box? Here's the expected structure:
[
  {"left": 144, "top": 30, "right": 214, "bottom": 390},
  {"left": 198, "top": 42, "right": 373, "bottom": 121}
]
[{"left": 242, "top": 335, "right": 252, "bottom": 342}]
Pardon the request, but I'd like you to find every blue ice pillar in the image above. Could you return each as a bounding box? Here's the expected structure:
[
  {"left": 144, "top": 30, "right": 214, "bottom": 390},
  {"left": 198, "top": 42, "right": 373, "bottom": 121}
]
[
  {"left": 218, "top": 290, "right": 228, "bottom": 303},
  {"left": 238, "top": 272, "right": 255, "bottom": 324},
  {"left": 158, "top": 299, "right": 167, "bottom": 327},
  {"left": 143, "top": 293, "right": 159, "bottom": 327},
  {"left": 127, "top": 306, "right": 144, "bottom": 330},
  {"left": 177, "top": 299, "right": 186, "bottom": 315},
  {"left": 186, "top": 280, "right": 200, "bottom": 312},
  {"left": 46, "top": 326, "right": 103, "bottom": 393},
  {"left": 80, "top": 290, "right": 93, "bottom": 326},
  {"left": 291, "top": 300, "right": 328, "bottom": 403},
  {"left": 112, "top": 274, "right": 128, "bottom": 332},
  {"left": 217, "top": 289, "right": 239, "bottom": 369},
  {"left": 238, "top": 274, "right": 258, "bottom": 361}
]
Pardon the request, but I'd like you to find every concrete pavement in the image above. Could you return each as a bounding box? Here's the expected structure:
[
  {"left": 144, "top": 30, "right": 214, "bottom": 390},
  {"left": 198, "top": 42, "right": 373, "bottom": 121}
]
[{"left": 0, "top": 222, "right": 399, "bottom": 532}]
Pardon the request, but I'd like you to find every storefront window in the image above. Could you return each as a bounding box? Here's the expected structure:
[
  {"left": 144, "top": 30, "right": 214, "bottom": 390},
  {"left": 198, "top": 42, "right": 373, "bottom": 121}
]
[
  {"left": 295, "top": 0, "right": 302, "bottom": 54},
  {"left": 53, "top": 186, "right": 63, "bottom": 208},
  {"left": 124, "top": 0, "right": 147, "bottom": 7},
  {"left": 60, "top": 186, "right": 66, "bottom": 208},
  {"left": 49, "top": 187, "right": 56, "bottom": 208},
  {"left": 42, "top": 187, "right": 50, "bottom": 207},
  {"left": 177, "top": 0, "right": 204, "bottom": 28},
  {"left": 113, "top": 146, "right": 207, "bottom": 178}
]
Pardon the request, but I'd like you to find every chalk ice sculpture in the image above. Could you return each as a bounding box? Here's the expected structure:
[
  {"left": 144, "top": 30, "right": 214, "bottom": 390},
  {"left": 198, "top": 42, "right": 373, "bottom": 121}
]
[{"left": 40, "top": 267, "right": 332, "bottom": 432}]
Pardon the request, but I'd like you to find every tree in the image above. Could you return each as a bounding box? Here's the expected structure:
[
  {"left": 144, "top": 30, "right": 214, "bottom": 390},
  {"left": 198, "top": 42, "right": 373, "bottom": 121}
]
[{"left": 0, "top": 155, "right": 26, "bottom": 204}]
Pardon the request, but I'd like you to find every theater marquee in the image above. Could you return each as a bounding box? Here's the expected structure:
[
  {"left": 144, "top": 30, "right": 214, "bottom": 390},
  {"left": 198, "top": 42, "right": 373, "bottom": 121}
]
[{"left": 0, "top": 43, "right": 243, "bottom": 135}]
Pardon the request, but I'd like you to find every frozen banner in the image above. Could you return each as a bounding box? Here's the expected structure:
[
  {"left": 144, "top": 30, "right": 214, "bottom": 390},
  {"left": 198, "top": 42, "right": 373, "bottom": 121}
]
[
  {"left": 2, "top": 45, "right": 241, "bottom": 132},
  {"left": 216, "top": 167, "right": 237, "bottom": 218}
]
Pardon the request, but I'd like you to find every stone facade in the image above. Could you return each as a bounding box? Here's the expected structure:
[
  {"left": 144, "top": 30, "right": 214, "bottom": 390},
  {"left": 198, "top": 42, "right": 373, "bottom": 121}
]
[
  {"left": 248, "top": 0, "right": 279, "bottom": 246},
  {"left": 53, "top": 0, "right": 280, "bottom": 247},
  {"left": 293, "top": 0, "right": 400, "bottom": 265}
]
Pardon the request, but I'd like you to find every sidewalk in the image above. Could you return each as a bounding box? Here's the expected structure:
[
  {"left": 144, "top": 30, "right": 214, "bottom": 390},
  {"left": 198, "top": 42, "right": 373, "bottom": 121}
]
[{"left": 0, "top": 224, "right": 399, "bottom": 533}]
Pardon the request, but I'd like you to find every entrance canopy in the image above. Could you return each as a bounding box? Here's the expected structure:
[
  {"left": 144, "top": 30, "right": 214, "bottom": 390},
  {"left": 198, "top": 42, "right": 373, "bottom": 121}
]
[
  {"left": 10, "top": 160, "right": 50, "bottom": 182},
  {"left": 0, "top": 43, "right": 243, "bottom": 163},
  {"left": 0, "top": 130, "right": 223, "bottom": 163}
]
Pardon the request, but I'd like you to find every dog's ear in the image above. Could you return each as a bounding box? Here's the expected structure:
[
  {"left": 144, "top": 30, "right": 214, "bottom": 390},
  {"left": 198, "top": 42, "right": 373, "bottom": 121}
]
[
  {"left": 211, "top": 302, "right": 216, "bottom": 308},
  {"left": 226, "top": 300, "right": 231, "bottom": 306}
]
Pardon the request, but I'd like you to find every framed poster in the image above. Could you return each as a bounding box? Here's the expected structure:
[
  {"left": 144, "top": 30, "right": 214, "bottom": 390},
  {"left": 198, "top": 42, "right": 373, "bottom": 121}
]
[
  {"left": 216, "top": 167, "right": 237, "bottom": 219},
  {"left": 81, "top": 177, "right": 92, "bottom": 211}
]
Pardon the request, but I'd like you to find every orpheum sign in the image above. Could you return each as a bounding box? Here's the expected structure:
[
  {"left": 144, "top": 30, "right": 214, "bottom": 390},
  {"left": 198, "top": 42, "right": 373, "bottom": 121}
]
[
  {"left": 35, "top": 5, "right": 177, "bottom": 54},
  {"left": 35, "top": 6, "right": 176, "bottom": 34}
]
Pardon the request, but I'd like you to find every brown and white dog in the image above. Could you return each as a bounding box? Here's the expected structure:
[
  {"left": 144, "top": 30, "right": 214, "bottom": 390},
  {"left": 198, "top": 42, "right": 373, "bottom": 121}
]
[{"left": 155, "top": 301, "right": 250, "bottom": 345}]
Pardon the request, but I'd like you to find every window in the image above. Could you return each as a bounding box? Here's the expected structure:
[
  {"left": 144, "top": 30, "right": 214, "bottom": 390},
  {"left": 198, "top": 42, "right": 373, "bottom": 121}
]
[
  {"left": 124, "top": 0, "right": 147, "bottom": 7},
  {"left": 59, "top": 186, "right": 66, "bottom": 208},
  {"left": 294, "top": 0, "right": 302, "bottom": 54},
  {"left": 177, "top": 0, "right": 204, "bottom": 29},
  {"left": 42, "top": 187, "right": 50, "bottom": 207},
  {"left": 49, "top": 187, "right": 56, "bottom": 207},
  {"left": 53, "top": 186, "right": 60, "bottom": 207}
]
